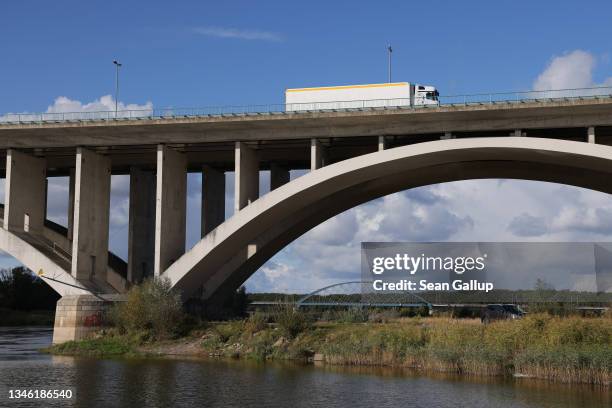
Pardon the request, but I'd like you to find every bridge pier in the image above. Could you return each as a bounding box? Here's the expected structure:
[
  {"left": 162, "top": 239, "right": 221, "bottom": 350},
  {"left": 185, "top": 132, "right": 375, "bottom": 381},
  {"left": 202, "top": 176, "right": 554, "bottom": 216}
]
[
  {"left": 67, "top": 168, "right": 75, "bottom": 240},
  {"left": 154, "top": 145, "right": 187, "bottom": 275},
  {"left": 378, "top": 136, "right": 387, "bottom": 151},
  {"left": 128, "top": 167, "right": 156, "bottom": 283},
  {"left": 270, "top": 163, "right": 290, "bottom": 190},
  {"left": 3, "top": 149, "right": 47, "bottom": 234},
  {"left": 52, "top": 294, "right": 124, "bottom": 344},
  {"left": 234, "top": 142, "right": 259, "bottom": 211},
  {"left": 311, "top": 139, "right": 327, "bottom": 170},
  {"left": 588, "top": 126, "right": 596, "bottom": 144},
  {"left": 71, "top": 147, "right": 111, "bottom": 284},
  {"left": 202, "top": 165, "right": 226, "bottom": 236}
]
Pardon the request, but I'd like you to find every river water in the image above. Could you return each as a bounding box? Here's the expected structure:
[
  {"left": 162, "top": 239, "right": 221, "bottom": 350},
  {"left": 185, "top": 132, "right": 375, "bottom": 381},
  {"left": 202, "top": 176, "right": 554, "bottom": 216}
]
[{"left": 0, "top": 327, "right": 609, "bottom": 407}]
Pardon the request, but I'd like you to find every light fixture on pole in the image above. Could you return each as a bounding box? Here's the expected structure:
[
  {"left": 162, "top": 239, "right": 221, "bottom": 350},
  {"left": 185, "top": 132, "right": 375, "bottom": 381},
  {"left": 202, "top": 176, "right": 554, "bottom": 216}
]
[
  {"left": 386, "top": 44, "right": 392, "bottom": 83},
  {"left": 112, "top": 60, "right": 122, "bottom": 116}
]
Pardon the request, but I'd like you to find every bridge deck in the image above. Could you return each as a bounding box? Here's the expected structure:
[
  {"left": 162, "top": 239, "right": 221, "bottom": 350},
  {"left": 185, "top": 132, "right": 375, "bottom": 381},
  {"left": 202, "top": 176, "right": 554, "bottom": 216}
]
[{"left": 0, "top": 97, "right": 611, "bottom": 176}]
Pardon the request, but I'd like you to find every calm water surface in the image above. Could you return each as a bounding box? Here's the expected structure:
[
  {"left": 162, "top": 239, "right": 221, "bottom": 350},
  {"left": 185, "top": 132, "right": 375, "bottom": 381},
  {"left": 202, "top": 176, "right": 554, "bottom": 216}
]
[{"left": 0, "top": 327, "right": 609, "bottom": 408}]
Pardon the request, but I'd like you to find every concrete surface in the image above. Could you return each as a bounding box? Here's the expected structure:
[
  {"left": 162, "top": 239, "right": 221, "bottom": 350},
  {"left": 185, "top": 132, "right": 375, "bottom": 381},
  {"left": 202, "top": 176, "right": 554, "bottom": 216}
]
[{"left": 154, "top": 145, "right": 187, "bottom": 275}]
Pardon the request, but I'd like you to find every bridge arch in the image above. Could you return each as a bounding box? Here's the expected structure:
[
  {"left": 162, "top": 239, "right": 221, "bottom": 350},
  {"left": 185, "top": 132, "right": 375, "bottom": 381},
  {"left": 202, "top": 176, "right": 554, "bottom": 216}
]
[{"left": 164, "top": 137, "right": 612, "bottom": 302}]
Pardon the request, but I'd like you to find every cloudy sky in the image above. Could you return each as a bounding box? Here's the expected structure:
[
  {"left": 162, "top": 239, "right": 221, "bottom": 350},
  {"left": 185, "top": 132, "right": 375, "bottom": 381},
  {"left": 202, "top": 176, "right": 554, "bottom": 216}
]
[{"left": 1, "top": 1, "right": 612, "bottom": 293}]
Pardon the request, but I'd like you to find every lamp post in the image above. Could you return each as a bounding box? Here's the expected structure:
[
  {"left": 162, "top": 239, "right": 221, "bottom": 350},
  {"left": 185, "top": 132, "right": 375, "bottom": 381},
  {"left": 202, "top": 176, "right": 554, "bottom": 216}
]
[
  {"left": 112, "top": 60, "right": 122, "bottom": 116},
  {"left": 387, "top": 44, "right": 392, "bottom": 83}
]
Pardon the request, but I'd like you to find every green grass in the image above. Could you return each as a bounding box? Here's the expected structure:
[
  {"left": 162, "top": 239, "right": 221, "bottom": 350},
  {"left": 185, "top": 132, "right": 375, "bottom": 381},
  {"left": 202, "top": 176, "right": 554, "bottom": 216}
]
[{"left": 44, "top": 336, "right": 138, "bottom": 357}]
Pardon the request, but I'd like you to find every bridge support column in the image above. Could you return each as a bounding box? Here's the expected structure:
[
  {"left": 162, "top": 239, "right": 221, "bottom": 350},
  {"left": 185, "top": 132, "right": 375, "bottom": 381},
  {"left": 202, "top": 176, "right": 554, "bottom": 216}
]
[
  {"left": 378, "top": 136, "right": 387, "bottom": 151},
  {"left": 202, "top": 165, "right": 225, "bottom": 236},
  {"left": 3, "top": 149, "right": 46, "bottom": 234},
  {"left": 128, "top": 167, "right": 156, "bottom": 283},
  {"left": 71, "top": 148, "right": 111, "bottom": 283},
  {"left": 234, "top": 142, "right": 259, "bottom": 212},
  {"left": 154, "top": 145, "right": 187, "bottom": 275},
  {"left": 67, "top": 168, "right": 75, "bottom": 240},
  {"left": 270, "top": 163, "right": 290, "bottom": 190},
  {"left": 588, "top": 127, "right": 596, "bottom": 144},
  {"left": 53, "top": 294, "right": 124, "bottom": 344},
  {"left": 311, "top": 139, "right": 327, "bottom": 170}
]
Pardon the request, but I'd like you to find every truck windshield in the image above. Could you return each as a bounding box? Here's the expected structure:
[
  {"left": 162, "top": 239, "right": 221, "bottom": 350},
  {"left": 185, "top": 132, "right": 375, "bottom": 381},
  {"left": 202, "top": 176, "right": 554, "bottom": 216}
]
[{"left": 425, "top": 92, "right": 438, "bottom": 101}]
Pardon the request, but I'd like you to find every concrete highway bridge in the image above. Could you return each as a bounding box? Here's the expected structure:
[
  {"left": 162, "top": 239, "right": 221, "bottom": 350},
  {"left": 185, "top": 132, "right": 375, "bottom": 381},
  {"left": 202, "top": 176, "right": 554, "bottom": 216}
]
[{"left": 1, "top": 88, "right": 612, "bottom": 342}]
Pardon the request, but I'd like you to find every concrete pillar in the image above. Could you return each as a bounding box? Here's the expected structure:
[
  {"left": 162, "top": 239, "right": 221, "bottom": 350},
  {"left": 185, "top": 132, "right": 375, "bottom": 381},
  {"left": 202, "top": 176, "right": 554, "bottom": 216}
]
[
  {"left": 588, "top": 127, "right": 596, "bottom": 144},
  {"left": 234, "top": 142, "right": 259, "bottom": 212},
  {"left": 53, "top": 295, "right": 123, "bottom": 344},
  {"left": 154, "top": 145, "right": 187, "bottom": 275},
  {"left": 270, "top": 163, "right": 290, "bottom": 190},
  {"left": 71, "top": 148, "right": 111, "bottom": 283},
  {"left": 44, "top": 179, "right": 48, "bottom": 222},
  {"left": 3, "top": 149, "right": 47, "bottom": 234},
  {"left": 67, "top": 168, "right": 75, "bottom": 240},
  {"left": 378, "top": 136, "right": 386, "bottom": 151},
  {"left": 441, "top": 132, "right": 455, "bottom": 140},
  {"left": 127, "top": 167, "right": 156, "bottom": 283},
  {"left": 202, "top": 165, "right": 225, "bottom": 236},
  {"left": 311, "top": 139, "right": 327, "bottom": 170}
]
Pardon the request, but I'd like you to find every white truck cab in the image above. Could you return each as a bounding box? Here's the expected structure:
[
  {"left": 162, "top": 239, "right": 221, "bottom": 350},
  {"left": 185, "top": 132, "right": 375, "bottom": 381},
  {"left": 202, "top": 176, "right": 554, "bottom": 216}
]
[
  {"left": 285, "top": 82, "right": 439, "bottom": 111},
  {"left": 413, "top": 84, "right": 440, "bottom": 106}
]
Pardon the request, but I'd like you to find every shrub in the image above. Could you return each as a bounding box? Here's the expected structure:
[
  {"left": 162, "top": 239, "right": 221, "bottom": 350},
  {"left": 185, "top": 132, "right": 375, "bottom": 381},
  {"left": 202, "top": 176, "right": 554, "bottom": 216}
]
[
  {"left": 244, "top": 312, "right": 268, "bottom": 335},
  {"left": 273, "top": 306, "right": 311, "bottom": 338},
  {"left": 334, "top": 307, "right": 369, "bottom": 323},
  {"left": 110, "top": 277, "right": 185, "bottom": 341}
]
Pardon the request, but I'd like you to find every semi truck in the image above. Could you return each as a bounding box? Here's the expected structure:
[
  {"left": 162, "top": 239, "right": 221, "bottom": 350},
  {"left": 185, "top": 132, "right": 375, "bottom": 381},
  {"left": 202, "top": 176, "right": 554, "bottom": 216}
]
[{"left": 285, "top": 82, "right": 439, "bottom": 111}]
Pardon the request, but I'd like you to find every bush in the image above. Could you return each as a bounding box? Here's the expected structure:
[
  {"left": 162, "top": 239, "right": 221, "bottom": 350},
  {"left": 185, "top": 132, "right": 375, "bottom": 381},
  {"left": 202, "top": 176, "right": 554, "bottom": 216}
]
[
  {"left": 244, "top": 312, "right": 268, "bottom": 334},
  {"left": 110, "top": 277, "right": 185, "bottom": 341},
  {"left": 273, "top": 306, "right": 311, "bottom": 338}
]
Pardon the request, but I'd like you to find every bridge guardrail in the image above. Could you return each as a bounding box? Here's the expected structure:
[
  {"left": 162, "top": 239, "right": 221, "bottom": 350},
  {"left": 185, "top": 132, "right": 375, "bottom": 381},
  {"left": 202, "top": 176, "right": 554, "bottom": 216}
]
[{"left": 2, "top": 86, "right": 612, "bottom": 125}]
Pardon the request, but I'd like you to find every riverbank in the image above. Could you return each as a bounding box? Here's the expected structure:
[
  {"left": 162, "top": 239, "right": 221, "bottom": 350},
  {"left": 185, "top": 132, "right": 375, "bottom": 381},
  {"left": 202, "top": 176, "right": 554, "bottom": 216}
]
[{"left": 46, "top": 314, "right": 611, "bottom": 386}]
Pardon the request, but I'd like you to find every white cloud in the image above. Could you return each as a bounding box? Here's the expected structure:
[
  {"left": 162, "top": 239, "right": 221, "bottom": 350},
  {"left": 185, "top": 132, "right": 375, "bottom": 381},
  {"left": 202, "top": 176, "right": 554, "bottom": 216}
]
[
  {"left": 533, "top": 49, "right": 612, "bottom": 91},
  {"left": 46, "top": 95, "right": 152, "bottom": 114},
  {"left": 193, "top": 26, "right": 283, "bottom": 42},
  {"left": 507, "top": 213, "right": 549, "bottom": 237},
  {"left": 1, "top": 95, "right": 153, "bottom": 122}
]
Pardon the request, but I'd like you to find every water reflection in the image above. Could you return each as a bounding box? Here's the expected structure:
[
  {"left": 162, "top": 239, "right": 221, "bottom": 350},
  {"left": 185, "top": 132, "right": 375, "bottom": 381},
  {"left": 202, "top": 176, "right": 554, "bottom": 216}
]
[{"left": 0, "top": 327, "right": 609, "bottom": 408}]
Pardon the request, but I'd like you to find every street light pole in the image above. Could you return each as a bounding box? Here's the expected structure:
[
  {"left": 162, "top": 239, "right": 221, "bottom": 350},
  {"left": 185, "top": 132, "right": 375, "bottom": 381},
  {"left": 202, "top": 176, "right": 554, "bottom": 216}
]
[
  {"left": 112, "top": 60, "right": 122, "bottom": 116},
  {"left": 387, "top": 44, "right": 392, "bottom": 83}
]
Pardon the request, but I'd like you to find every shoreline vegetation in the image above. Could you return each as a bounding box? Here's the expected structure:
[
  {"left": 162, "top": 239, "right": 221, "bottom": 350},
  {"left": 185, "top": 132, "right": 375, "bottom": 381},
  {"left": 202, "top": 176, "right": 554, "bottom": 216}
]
[
  {"left": 46, "top": 314, "right": 611, "bottom": 386},
  {"left": 43, "top": 279, "right": 611, "bottom": 386}
]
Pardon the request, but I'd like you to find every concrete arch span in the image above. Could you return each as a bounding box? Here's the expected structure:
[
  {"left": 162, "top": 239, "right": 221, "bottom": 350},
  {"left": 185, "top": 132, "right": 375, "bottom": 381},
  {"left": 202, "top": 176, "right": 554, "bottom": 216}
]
[
  {"left": 0, "top": 206, "right": 129, "bottom": 296},
  {"left": 164, "top": 137, "right": 612, "bottom": 302}
]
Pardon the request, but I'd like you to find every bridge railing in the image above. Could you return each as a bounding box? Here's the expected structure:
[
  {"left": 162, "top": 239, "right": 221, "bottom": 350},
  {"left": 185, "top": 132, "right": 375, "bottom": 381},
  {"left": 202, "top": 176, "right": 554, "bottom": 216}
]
[{"left": 2, "top": 86, "right": 612, "bottom": 125}]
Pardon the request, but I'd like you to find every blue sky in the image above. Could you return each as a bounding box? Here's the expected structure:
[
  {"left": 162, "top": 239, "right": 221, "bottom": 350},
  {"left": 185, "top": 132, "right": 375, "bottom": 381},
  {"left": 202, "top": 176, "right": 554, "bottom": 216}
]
[
  {"left": 2, "top": 0, "right": 612, "bottom": 113},
  {"left": 1, "top": 1, "right": 612, "bottom": 293}
]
